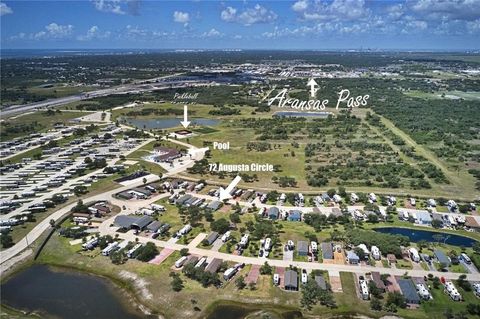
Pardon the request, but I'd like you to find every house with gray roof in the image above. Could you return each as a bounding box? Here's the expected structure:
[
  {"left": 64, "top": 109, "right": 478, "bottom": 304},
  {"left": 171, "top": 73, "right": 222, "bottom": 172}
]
[
  {"left": 284, "top": 270, "right": 298, "bottom": 291},
  {"left": 346, "top": 251, "right": 360, "bottom": 264},
  {"left": 398, "top": 279, "right": 421, "bottom": 305},
  {"left": 205, "top": 232, "right": 219, "bottom": 245},
  {"left": 205, "top": 258, "right": 223, "bottom": 273},
  {"left": 297, "top": 241, "right": 309, "bottom": 256},
  {"left": 434, "top": 249, "right": 451, "bottom": 268},
  {"left": 268, "top": 207, "right": 279, "bottom": 220},
  {"left": 114, "top": 215, "right": 153, "bottom": 231},
  {"left": 207, "top": 200, "right": 223, "bottom": 211},
  {"left": 321, "top": 242, "right": 334, "bottom": 260},
  {"left": 147, "top": 220, "right": 162, "bottom": 233},
  {"left": 315, "top": 275, "right": 327, "bottom": 290}
]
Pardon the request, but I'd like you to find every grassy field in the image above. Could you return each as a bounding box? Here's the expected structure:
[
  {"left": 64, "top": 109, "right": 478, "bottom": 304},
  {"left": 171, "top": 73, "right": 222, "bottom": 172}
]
[{"left": 404, "top": 90, "right": 480, "bottom": 101}]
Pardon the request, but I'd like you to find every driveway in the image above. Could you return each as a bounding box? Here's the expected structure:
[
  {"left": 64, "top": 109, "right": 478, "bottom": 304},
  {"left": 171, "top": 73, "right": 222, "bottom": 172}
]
[{"left": 210, "top": 238, "right": 224, "bottom": 252}]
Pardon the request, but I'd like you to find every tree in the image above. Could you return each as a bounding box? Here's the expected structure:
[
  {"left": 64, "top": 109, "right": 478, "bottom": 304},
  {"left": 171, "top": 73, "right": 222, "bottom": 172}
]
[
  {"left": 366, "top": 214, "right": 379, "bottom": 223},
  {"left": 368, "top": 280, "right": 381, "bottom": 298},
  {"left": 210, "top": 218, "right": 230, "bottom": 234},
  {"left": 301, "top": 279, "right": 320, "bottom": 310},
  {"left": 432, "top": 276, "right": 441, "bottom": 289},
  {"left": 170, "top": 272, "right": 184, "bottom": 292},
  {"left": 235, "top": 275, "right": 246, "bottom": 289},
  {"left": 180, "top": 248, "right": 189, "bottom": 256},
  {"left": 386, "top": 292, "right": 406, "bottom": 309},
  {"left": 473, "top": 242, "right": 480, "bottom": 254},
  {"left": 456, "top": 274, "right": 471, "bottom": 291},
  {"left": 1, "top": 234, "right": 13, "bottom": 248},
  {"left": 136, "top": 242, "right": 159, "bottom": 262},
  {"left": 110, "top": 250, "right": 127, "bottom": 265},
  {"left": 432, "top": 219, "right": 443, "bottom": 229},
  {"left": 417, "top": 240, "right": 428, "bottom": 252},
  {"left": 370, "top": 297, "right": 383, "bottom": 311},
  {"left": 260, "top": 261, "right": 272, "bottom": 275},
  {"left": 248, "top": 282, "right": 256, "bottom": 290},
  {"left": 229, "top": 212, "right": 241, "bottom": 224},
  {"left": 327, "top": 188, "right": 336, "bottom": 198}
]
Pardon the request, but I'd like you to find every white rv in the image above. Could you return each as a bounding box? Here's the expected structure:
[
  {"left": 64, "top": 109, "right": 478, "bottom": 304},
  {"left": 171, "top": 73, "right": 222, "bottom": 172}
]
[
  {"left": 175, "top": 256, "right": 188, "bottom": 268},
  {"left": 221, "top": 231, "right": 231, "bottom": 242},
  {"left": 102, "top": 241, "right": 119, "bottom": 256},
  {"left": 239, "top": 234, "right": 249, "bottom": 247},
  {"left": 371, "top": 246, "right": 381, "bottom": 260},
  {"left": 264, "top": 238, "right": 272, "bottom": 251},
  {"left": 409, "top": 247, "right": 420, "bottom": 262},
  {"left": 359, "top": 280, "right": 370, "bottom": 300},
  {"left": 127, "top": 243, "right": 143, "bottom": 258}
]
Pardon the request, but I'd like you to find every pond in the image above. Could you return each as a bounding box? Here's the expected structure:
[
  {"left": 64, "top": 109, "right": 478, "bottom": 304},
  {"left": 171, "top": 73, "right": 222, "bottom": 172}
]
[
  {"left": 125, "top": 117, "right": 220, "bottom": 129},
  {"left": 1, "top": 265, "right": 147, "bottom": 319},
  {"left": 273, "top": 111, "right": 333, "bottom": 118},
  {"left": 374, "top": 227, "right": 479, "bottom": 247}
]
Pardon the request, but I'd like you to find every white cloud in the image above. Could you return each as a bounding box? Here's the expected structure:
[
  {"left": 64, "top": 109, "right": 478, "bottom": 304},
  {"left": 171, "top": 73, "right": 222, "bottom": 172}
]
[
  {"left": 201, "top": 28, "right": 223, "bottom": 38},
  {"left": 387, "top": 3, "right": 405, "bottom": 20},
  {"left": 32, "top": 23, "right": 74, "bottom": 40},
  {"left": 292, "top": 0, "right": 308, "bottom": 12},
  {"left": 467, "top": 18, "right": 480, "bottom": 33},
  {"left": 408, "top": 0, "right": 480, "bottom": 21},
  {"left": 93, "top": 0, "right": 125, "bottom": 15},
  {"left": 10, "top": 32, "right": 26, "bottom": 40},
  {"left": 292, "top": 0, "right": 371, "bottom": 22},
  {"left": 77, "top": 26, "right": 111, "bottom": 41},
  {"left": 221, "top": 4, "right": 277, "bottom": 26},
  {"left": 221, "top": 7, "right": 237, "bottom": 22},
  {"left": 0, "top": 2, "right": 13, "bottom": 16},
  {"left": 173, "top": 11, "right": 190, "bottom": 25}
]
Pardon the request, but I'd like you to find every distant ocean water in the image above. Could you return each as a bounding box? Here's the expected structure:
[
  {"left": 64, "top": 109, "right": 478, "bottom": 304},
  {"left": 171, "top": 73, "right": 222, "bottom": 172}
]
[{"left": 0, "top": 49, "right": 166, "bottom": 58}]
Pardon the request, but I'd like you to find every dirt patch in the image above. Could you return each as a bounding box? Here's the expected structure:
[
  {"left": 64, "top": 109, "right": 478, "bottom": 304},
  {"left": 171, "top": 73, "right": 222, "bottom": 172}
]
[
  {"left": 246, "top": 264, "right": 260, "bottom": 284},
  {"left": 119, "top": 270, "right": 153, "bottom": 300}
]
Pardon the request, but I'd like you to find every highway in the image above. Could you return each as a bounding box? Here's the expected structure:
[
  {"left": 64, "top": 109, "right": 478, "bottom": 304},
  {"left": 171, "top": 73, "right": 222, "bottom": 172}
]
[{"left": 1, "top": 73, "right": 207, "bottom": 117}]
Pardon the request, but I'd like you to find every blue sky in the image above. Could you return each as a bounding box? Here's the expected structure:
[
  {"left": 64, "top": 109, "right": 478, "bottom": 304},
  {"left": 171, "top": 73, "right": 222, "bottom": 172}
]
[{"left": 1, "top": 0, "right": 480, "bottom": 50}]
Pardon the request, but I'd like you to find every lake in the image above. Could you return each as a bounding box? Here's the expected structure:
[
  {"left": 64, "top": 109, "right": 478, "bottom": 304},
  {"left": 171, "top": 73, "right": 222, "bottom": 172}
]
[
  {"left": 374, "top": 227, "right": 478, "bottom": 247},
  {"left": 273, "top": 111, "right": 333, "bottom": 118},
  {"left": 126, "top": 117, "right": 220, "bottom": 129},
  {"left": 1, "top": 265, "right": 147, "bottom": 319}
]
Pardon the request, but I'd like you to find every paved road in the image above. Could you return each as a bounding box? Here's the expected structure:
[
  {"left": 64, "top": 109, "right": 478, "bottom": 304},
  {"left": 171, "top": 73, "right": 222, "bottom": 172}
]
[
  {"left": 1, "top": 76, "right": 207, "bottom": 117},
  {"left": 105, "top": 228, "right": 480, "bottom": 282}
]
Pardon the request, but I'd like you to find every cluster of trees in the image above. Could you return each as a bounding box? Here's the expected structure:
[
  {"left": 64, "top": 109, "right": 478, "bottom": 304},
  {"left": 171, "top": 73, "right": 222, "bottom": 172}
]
[
  {"left": 346, "top": 230, "right": 409, "bottom": 257},
  {"left": 371, "top": 291, "right": 406, "bottom": 313},
  {"left": 84, "top": 157, "right": 107, "bottom": 170},
  {"left": 209, "top": 107, "right": 240, "bottom": 116},
  {"left": 272, "top": 176, "right": 297, "bottom": 188},
  {"left": 246, "top": 141, "right": 272, "bottom": 152},
  {"left": 1, "top": 122, "right": 42, "bottom": 140},
  {"left": 126, "top": 107, "right": 185, "bottom": 117},
  {"left": 300, "top": 277, "right": 335, "bottom": 310},
  {"left": 170, "top": 272, "right": 184, "bottom": 292},
  {"left": 182, "top": 262, "right": 221, "bottom": 288}
]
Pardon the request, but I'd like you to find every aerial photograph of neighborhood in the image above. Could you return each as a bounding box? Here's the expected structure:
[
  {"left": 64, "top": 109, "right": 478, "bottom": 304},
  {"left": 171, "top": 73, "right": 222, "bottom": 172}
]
[{"left": 0, "top": 0, "right": 479, "bottom": 319}]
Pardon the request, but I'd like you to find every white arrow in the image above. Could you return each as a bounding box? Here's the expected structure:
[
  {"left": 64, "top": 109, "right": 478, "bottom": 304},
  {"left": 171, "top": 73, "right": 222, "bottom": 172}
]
[
  {"left": 219, "top": 175, "right": 242, "bottom": 201},
  {"left": 180, "top": 104, "right": 191, "bottom": 128},
  {"left": 307, "top": 78, "right": 318, "bottom": 97}
]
